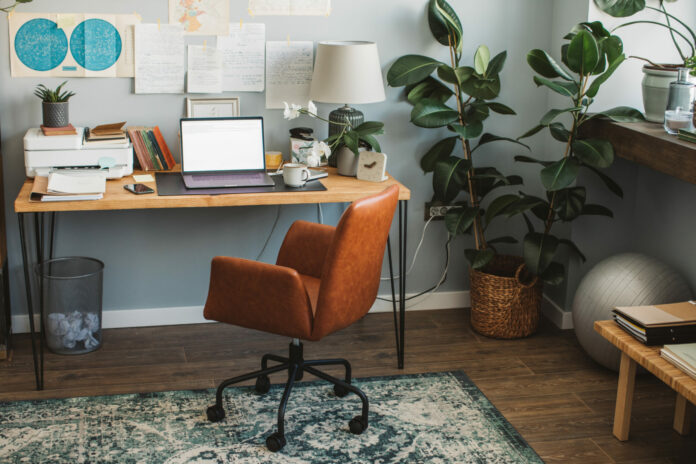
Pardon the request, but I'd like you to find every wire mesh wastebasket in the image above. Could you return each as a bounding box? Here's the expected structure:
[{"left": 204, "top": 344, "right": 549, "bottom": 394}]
[{"left": 35, "top": 257, "right": 104, "bottom": 355}]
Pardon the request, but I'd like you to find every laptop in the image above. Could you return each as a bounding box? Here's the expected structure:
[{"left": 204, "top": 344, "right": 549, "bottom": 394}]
[{"left": 180, "top": 117, "right": 274, "bottom": 189}]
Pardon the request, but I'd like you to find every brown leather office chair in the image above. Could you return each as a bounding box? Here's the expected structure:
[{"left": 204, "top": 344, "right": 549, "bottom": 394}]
[{"left": 203, "top": 185, "right": 399, "bottom": 452}]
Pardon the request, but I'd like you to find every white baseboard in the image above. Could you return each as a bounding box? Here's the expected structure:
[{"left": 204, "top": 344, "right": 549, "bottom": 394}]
[
  {"left": 10, "top": 290, "right": 472, "bottom": 334},
  {"left": 541, "top": 294, "right": 574, "bottom": 329},
  {"left": 11, "top": 290, "right": 574, "bottom": 333}
]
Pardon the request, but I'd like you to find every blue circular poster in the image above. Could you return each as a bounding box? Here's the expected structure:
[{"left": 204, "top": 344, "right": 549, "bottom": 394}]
[
  {"left": 70, "top": 19, "right": 122, "bottom": 71},
  {"left": 14, "top": 18, "right": 68, "bottom": 71}
]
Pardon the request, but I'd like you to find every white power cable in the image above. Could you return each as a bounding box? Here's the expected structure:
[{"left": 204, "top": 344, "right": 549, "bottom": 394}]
[
  {"left": 405, "top": 239, "right": 450, "bottom": 309},
  {"left": 317, "top": 204, "right": 323, "bottom": 224},
  {"left": 381, "top": 215, "right": 435, "bottom": 281}
]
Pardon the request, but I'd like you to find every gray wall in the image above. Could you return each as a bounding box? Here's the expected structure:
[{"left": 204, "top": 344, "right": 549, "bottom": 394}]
[{"left": 0, "top": 0, "right": 556, "bottom": 318}]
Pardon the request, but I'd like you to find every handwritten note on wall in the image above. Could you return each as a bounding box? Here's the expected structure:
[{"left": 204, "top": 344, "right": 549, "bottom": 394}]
[
  {"left": 249, "top": 0, "right": 331, "bottom": 16},
  {"left": 265, "top": 41, "right": 314, "bottom": 109},
  {"left": 187, "top": 45, "right": 223, "bottom": 93},
  {"left": 134, "top": 24, "right": 185, "bottom": 94},
  {"left": 217, "top": 23, "right": 265, "bottom": 92}
]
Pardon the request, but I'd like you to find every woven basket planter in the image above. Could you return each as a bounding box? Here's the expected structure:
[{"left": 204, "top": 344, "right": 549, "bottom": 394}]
[{"left": 470, "top": 255, "right": 542, "bottom": 339}]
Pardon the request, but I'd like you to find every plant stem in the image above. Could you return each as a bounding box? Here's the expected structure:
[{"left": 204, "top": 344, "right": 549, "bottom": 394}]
[{"left": 447, "top": 35, "right": 486, "bottom": 250}]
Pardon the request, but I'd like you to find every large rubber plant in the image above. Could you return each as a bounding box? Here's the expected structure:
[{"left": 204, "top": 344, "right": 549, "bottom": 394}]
[
  {"left": 387, "top": 0, "right": 528, "bottom": 270},
  {"left": 505, "top": 21, "right": 645, "bottom": 284}
]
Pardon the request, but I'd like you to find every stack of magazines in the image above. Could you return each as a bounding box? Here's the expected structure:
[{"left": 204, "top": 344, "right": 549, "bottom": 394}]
[
  {"left": 613, "top": 301, "right": 696, "bottom": 345},
  {"left": 661, "top": 343, "right": 696, "bottom": 380}
]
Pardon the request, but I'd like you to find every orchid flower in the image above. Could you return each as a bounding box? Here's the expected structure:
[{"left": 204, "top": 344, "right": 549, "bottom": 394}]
[{"left": 283, "top": 102, "right": 302, "bottom": 120}]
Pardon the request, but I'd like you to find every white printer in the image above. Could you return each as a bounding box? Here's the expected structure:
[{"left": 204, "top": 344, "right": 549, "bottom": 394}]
[{"left": 24, "top": 127, "right": 134, "bottom": 179}]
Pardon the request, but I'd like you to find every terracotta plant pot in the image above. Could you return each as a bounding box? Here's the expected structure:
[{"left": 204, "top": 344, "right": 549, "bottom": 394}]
[{"left": 469, "top": 255, "right": 542, "bottom": 339}]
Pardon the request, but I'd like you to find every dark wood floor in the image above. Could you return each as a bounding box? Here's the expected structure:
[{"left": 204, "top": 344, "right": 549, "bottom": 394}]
[{"left": 1, "top": 308, "right": 694, "bottom": 463}]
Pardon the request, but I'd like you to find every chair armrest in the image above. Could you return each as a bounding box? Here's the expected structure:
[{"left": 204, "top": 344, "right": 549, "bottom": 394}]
[
  {"left": 276, "top": 220, "right": 335, "bottom": 279},
  {"left": 203, "top": 256, "right": 314, "bottom": 339}
]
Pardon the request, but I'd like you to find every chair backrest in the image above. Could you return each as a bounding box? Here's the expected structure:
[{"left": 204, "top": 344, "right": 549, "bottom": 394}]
[{"left": 310, "top": 185, "right": 399, "bottom": 339}]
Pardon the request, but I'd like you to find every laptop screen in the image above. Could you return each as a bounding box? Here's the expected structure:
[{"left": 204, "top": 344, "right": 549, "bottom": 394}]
[{"left": 181, "top": 118, "right": 265, "bottom": 172}]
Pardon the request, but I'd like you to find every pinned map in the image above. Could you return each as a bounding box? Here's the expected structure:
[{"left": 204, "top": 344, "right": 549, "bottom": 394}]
[
  {"left": 9, "top": 13, "right": 140, "bottom": 77},
  {"left": 169, "top": 0, "right": 229, "bottom": 36}
]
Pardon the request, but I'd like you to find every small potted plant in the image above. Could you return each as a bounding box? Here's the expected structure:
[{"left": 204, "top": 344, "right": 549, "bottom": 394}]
[
  {"left": 34, "top": 81, "right": 75, "bottom": 128},
  {"left": 284, "top": 101, "right": 384, "bottom": 176},
  {"left": 594, "top": 0, "right": 695, "bottom": 121},
  {"left": 1, "top": 0, "right": 33, "bottom": 13}
]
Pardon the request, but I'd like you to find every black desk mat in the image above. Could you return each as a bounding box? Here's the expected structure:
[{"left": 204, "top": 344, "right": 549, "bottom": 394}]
[{"left": 155, "top": 172, "right": 327, "bottom": 196}]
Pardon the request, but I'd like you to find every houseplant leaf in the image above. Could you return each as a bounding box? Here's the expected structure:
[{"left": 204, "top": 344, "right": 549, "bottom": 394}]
[
  {"left": 450, "top": 121, "right": 484, "bottom": 140},
  {"left": 445, "top": 207, "right": 479, "bottom": 235},
  {"left": 586, "top": 54, "right": 625, "bottom": 98},
  {"left": 559, "top": 239, "right": 587, "bottom": 262},
  {"left": 472, "top": 133, "right": 529, "bottom": 153},
  {"left": 428, "top": 0, "right": 463, "bottom": 52},
  {"left": 465, "top": 248, "right": 496, "bottom": 269},
  {"left": 486, "top": 102, "right": 516, "bottom": 115},
  {"left": 527, "top": 49, "right": 574, "bottom": 81},
  {"left": 585, "top": 165, "right": 623, "bottom": 198},
  {"left": 485, "top": 194, "right": 520, "bottom": 226},
  {"left": 590, "top": 106, "right": 645, "bottom": 122},
  {"left": 549, "top": 122, "right": 571, "bottom": 142},
  {"left": 486, "top": 51, "right": 507, "bottom": 77},
  {"left": 514, "top": 155, "right": 552, "bottom": 167},
  {"left": 420, "top": 136, "right": 458, "bottom": 172},
  {"left": 541, "top": 157, "right": 580, "bottom": 191},
  {"left": 387, "top": 55, "right": 442, "bottom": 87},
  {"left": 554, "top": 187, "right": 586, "bottom": 221},
  {"left": 581, "top": 203, "right": 614, "bottom": 217},
  {"left": 354, "top": 121, "right": 384, "bottom": 136},
  {"left": 360, "top": 134, "right": 381, "bottom": 152},
  {"left": 406, "top": 77, "right": 453, "bottom": 105},
  {"left": 523, "top": 232, "right": 559, "bottom": 275},
  {"left": 540, "top": 106, "right": 583, "bottom": 126},
  {"left": 474, "top": 45, "right": 491, "bottom": 75},
  {"left": 572, "top": 139, "right": 614, "bottom": 168},
  {"left": 540, "top": 262, "right": 565, "bottom": 285},
  {"left": 460, "top": 75, "right": 501, "bottom": 100},
  {"left": 566, "top": 30, "right": 600, "bottom": 75},
  {"left": 533, "top": 76, "right": 579, "bottom": 97},
  {"left": 518, "top": 124, "right": 545, "bottom": 139},
  {"left": 410, "top": 98, "right": 459, "bottom": 128},
  {"left": 594, "top": 0, "right": 646, "bottom": 17},
  {"left": 433, "top": 157, "right": 471, "bottom": 201}
]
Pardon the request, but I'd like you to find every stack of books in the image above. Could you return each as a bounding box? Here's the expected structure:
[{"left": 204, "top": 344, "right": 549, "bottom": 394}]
[
  {"left": 84, "top": 122, "right": 129, "bottom": 147},
  {"left": 613, "top": 301, "right": 696, "bottom": 345},
  {"left": 661, "top": 343, "right": 696, "bottom": 380},
  {"left": 127, "top": 126, "right": 175, "bottom": 171},
  {"left": 41, "top": 124, "right": 77, "bottom": 136},
  {"left": 678, "top": 128, "right": 696, "bottom": 144}
]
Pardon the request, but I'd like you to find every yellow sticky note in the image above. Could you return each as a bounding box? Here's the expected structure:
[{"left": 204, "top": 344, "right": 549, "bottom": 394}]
[
  {"left": 56, "top": 14, "right": 77, "bottom": 30},
  {"left": 133, "top": 174, "right": 155, "bottom": 183}
]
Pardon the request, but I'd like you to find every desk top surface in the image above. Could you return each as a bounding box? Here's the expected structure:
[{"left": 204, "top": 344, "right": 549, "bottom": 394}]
[
  {"left": 595, "top": 320, "right": 696, "bottom": 404},
  {"left": 14, "top": 167, "right": 411, "bottom": 213}
]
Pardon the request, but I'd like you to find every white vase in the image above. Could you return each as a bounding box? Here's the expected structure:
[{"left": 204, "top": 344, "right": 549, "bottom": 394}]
[{"left": 641, "top": 65, "right": 696, "bottom": 123}]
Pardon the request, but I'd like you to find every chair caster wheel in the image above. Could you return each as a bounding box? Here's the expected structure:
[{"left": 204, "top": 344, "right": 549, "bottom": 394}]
[
  {"left": 255, "top": 375, "right": 271, "bottom": 394},
  {"left": 266, "top": 432, "right": 286, "bottom": 452},
  {"left": 333, "top": 383, "right": 349, "bottom": 398},
  {"left": 206, "top": 404, "right": 225, "bottom": 422},
  {"left": 349, "top": 415, "right": 367, "bottom": 434}
]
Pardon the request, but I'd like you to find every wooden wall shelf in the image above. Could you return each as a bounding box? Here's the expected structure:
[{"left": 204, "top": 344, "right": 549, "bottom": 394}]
[{"left": 581, "top": 119, "right": 696, "bottom": 185}]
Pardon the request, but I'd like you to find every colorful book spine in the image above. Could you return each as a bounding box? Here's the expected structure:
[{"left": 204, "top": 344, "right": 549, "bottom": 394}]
[
  {"left": 153, "top": 126, "right": 175, "bottom": 169},
  {"left": 127, "top": 126, "right": 174, "bottom": 171}
]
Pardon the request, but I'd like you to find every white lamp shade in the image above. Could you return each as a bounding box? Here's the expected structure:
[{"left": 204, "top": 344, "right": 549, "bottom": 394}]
[{"left": 310, "top": 41, "right": 386, "bottom": 105}]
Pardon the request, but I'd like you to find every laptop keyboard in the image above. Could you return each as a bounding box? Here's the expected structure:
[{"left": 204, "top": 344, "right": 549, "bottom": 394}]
[{"left": 191, "top": 174, "right": 263, "bottom": 182}]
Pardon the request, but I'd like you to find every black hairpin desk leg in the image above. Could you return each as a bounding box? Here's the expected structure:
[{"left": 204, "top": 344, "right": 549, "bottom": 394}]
[
  {"left": 387, "top": 199, "right": 408, "bottom": 369},
  {"left": 18, "top": 211, "right": 56, "bottom": 390}
]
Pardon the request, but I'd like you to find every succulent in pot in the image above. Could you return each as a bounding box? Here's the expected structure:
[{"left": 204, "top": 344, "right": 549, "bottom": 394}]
[{"left": 34, "top": 81, "right": 76, "bottom": 128}]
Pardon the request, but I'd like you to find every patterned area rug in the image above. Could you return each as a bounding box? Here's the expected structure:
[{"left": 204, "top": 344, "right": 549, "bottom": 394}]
[{"left": 0, "top": 371, "right": 541, "bottom": 463}]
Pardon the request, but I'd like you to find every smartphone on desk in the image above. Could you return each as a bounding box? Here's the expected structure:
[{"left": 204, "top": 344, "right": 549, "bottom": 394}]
[{"left": 124, "top": 183, "right": 155, "bottom": 195}]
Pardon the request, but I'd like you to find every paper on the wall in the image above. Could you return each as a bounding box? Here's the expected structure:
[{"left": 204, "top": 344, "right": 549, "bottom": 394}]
[
  {"left": 217, "top": 23, "right": 265, "bottom": 92},
  {"left": 249, "top": 0, "right": 331, "bottom": 16},
  {"left": 134, "top": 24, "right": 185, "bottom": 94},
  {"left": 9, "top": 12, "right": 141, "bottom": 77},
  {"left": 169, "top": 0, "right": 230, "bottom": 35},
  {"left": 265, "top": 41, "right": 314, "bottom": 109},
  {"left": 187, "top": 45, "right": 223, "bottom": 94}
]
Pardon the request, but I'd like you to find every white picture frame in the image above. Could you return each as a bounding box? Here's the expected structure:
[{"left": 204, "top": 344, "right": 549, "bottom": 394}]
[{"left": 186, "top": 97, "right": 240, "bottom": 118}]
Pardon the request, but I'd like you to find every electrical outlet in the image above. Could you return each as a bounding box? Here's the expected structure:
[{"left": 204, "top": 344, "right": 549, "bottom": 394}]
[{"left": 424, "top": 202, "right": 456, "bottom": 221}]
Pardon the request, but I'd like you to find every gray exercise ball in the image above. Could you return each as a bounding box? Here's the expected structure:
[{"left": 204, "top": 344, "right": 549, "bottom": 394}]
[{"left": 572, "top": 253, "right": 692, "bottom": 371}]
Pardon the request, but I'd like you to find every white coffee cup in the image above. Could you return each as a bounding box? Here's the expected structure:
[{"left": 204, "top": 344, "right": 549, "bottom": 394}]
[{"left": 283, "top": 163, "right": 310, "bottom": 188}]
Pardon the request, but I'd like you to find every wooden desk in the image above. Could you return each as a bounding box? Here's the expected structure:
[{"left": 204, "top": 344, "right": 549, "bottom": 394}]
[
  {"left": 15, "top": 168, "right": 411, "bottom": 390},
  {"left": 595, "top": 320, "right": 696, "bottom": 441}
]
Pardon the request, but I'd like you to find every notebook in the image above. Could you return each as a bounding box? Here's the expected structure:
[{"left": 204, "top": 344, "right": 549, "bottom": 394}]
[{"left": 180, "top": 117, "right": 274, "bottom": 189}]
